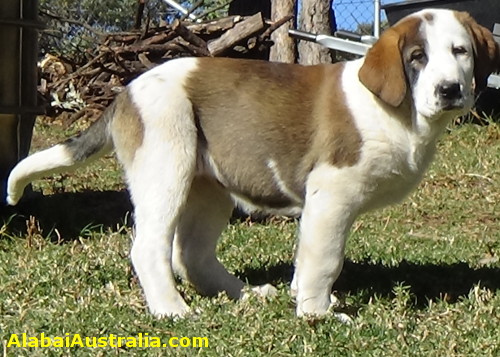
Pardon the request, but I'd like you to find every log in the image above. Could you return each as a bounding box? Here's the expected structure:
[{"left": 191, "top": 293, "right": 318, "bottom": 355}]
[
  {"left": 208, "top": 13, "right": 264, "bottom": 56},
  {"left": 138, "top": 53, "right": 155, "bottom": 69},
  {"left": 187, "top": 15, "right": 242, "bottom": 34},
  {"left": 172, "top": 20, "right": 210, "bottom": 57}
]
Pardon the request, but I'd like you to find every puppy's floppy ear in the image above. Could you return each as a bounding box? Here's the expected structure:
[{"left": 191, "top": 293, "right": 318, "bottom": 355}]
[
  {"left": 358, "top": 27, "right": 407, "bottom": 107},
  {"left": 456, "top": 11, "right": 500, "bottom": 92}
]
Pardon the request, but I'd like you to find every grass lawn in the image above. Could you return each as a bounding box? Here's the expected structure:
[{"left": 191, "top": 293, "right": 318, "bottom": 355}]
[{"left": 0, "top": 116, "right": 499, "bottom": 356}]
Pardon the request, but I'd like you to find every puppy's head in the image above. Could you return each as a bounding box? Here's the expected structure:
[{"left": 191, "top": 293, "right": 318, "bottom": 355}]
[{"left": 359, "top": 9, "right": 499, "bottom": 119}]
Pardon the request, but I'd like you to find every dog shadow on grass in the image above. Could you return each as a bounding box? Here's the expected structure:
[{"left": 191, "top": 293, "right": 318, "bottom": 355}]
[
  {"left": 239, "top": 260, "right": 500, "bottom": 308},
  {"left": 1, "top": 190, "right": 498, "bottom": 309},
  {"left": 0, "top": 190, "right": 133, "bottom": 239}
]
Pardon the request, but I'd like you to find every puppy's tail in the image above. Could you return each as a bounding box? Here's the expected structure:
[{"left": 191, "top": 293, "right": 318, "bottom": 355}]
[{"left": 5, "top": 101, "right": 117, "bottom": 206}]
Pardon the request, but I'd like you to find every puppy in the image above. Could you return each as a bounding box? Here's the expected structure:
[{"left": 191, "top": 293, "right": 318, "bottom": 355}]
[{"left": 6, "top": 9, "right": 499, "bottom": 317}]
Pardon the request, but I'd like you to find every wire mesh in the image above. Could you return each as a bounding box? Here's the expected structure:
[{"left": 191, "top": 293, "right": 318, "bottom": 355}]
[{"left": 333, "top": 0, "right": 377, "bottom": 33}]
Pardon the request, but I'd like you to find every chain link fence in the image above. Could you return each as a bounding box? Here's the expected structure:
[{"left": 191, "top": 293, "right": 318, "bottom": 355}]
[{"left": 333, "top": 0, "right": 392, "bottom": 34}]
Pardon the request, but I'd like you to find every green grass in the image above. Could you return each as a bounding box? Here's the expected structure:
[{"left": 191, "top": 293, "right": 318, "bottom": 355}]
[{"left": 0, "top": 117, "right": 499, "bottom": 356}]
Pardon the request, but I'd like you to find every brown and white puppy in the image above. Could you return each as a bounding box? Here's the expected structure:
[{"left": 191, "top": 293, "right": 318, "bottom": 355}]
[{"left": 6, "top": 9, "right": 499, "bottom": 318}]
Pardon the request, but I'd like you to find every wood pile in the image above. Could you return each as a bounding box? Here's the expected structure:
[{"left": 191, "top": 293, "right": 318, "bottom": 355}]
[{"left": 40, "top": 12, "right": 292, "bottom": 124}]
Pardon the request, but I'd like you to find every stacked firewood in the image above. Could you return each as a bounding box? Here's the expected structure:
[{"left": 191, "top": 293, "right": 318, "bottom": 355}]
[{"left": 39, "top": 13, "right": 292, "bottom": 124}]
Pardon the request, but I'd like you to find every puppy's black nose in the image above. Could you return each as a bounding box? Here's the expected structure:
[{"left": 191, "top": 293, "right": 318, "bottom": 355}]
[{"left": 437, "top": 81, "right": 462, "bottom": 100}]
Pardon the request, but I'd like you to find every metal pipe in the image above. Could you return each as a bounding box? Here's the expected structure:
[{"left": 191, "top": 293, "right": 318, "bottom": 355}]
[
  {"left": 162, "top": 0, "right": 199, "bottom": 21},
  {"left": 373, "top": 0, "right": 381, "bottom": 38},
  {"left": 289, "top": 29, "right": 371, "bottom": 56}
]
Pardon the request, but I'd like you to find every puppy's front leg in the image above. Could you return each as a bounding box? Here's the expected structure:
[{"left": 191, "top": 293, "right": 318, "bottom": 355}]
[{"left": 293, "top": 167, "right": 359, "bottom": 317}]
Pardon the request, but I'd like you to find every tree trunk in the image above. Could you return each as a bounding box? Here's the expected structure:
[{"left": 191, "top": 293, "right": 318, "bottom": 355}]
[
  {"left": 298, "top": 0, "right": 332, "bottom": 65},
  {"left": 134, "top": 0, "right": 146, "bottom": 29},
  {"left": 269, "top": 0, "right": 296, "bottom": 63},
  {"left": 228, "top": 0, "right": 271, "bottom": 18}
]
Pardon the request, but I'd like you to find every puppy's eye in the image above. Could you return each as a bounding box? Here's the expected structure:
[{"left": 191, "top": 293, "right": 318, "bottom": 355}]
[
  {"left": 410, "top": 50, "right": 426, "bottom": 62},
  {"left": 452, "top": 46, "right": 468, "bottom": 55}
]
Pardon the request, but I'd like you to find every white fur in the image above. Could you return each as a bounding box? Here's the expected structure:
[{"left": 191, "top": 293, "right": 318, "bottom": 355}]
[
  {"left": 413, "top": 10, "right": 475, "bottom": 118},
  {"left": 293, "top": 163, "right": 361, "bottom": 315},
  {"left": 7, "top": 145, "right": 81, "bottom": 205},
  {"left": 343, "top": 59, "right": 449, "bottom": 211},
  {"left": 266, "top": 159, "right": 303, "bottom": 205},
  {"left": 124, "top": 59, "right": 200, "bottom": 317}
]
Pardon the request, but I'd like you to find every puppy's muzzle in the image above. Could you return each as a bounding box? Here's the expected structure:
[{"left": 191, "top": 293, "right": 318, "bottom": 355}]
[{"left": 436, "top": 80, "right": 465, "bottom": 110}]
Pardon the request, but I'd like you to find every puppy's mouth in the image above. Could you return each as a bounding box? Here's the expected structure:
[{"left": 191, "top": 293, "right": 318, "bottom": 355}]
[
  {"left": 433, "top": 81, "right": 473, "bottom": 114},
  {"left": 420, "top": 98, "right": 471, "bottom": 119},
  {"left": 441, "top": 101, "right": 465, "bottom": 111}
]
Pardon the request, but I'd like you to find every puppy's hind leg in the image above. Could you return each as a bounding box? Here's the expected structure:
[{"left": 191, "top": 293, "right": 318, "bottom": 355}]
[
  {"left": 124, "top": 126, "right": 197, "bottom": 318},
  {"left": 172, "top": 177, "right": 244, "bottom": 299},
  {"left": 172, "top": 177, "right": 277, "bottom": 300}
]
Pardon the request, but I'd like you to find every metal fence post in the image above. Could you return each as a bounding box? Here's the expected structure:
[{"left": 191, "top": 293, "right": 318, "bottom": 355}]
[
  {"left": 373, "top": 0, "right": 381, "bottom": 38},
  {"left": 0, "top": 0, "right": 42, "bottom": 200}
]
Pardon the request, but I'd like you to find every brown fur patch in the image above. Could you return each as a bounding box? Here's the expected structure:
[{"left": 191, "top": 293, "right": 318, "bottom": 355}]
[
  {"left": 110, "top": 89, "right": 144, "bottom": 167},
  {"left": 359, "top": 16, "right": 423, "bottom": 107},
  {"left": 185, "top": 58, "right": 361, "bottom": 207},
  {"left": 423, "top": 12, "right": 434, "bottom": 24},
  {"left": 454, "top": 11, "right": 500, "bottom": 92},
  {"left": 305, "top": 63, "right": 362, "bottom": 169}
]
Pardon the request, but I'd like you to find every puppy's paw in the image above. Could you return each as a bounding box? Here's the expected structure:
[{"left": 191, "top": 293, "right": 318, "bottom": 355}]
[
  {"left": 241, "top": 284, "right": 278, "bottom": 301},
  {"left": 297, "top": 293, "right": 353, "bottom": 325},
  {"left": 327, "top": 293, "right": 353, "bottom": 324},
  {"left": 332, "top": 312, "right": 353, "bottom": 325},
  {"left": 150, "top": 300, "right": 191, "bottom": 320}
]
